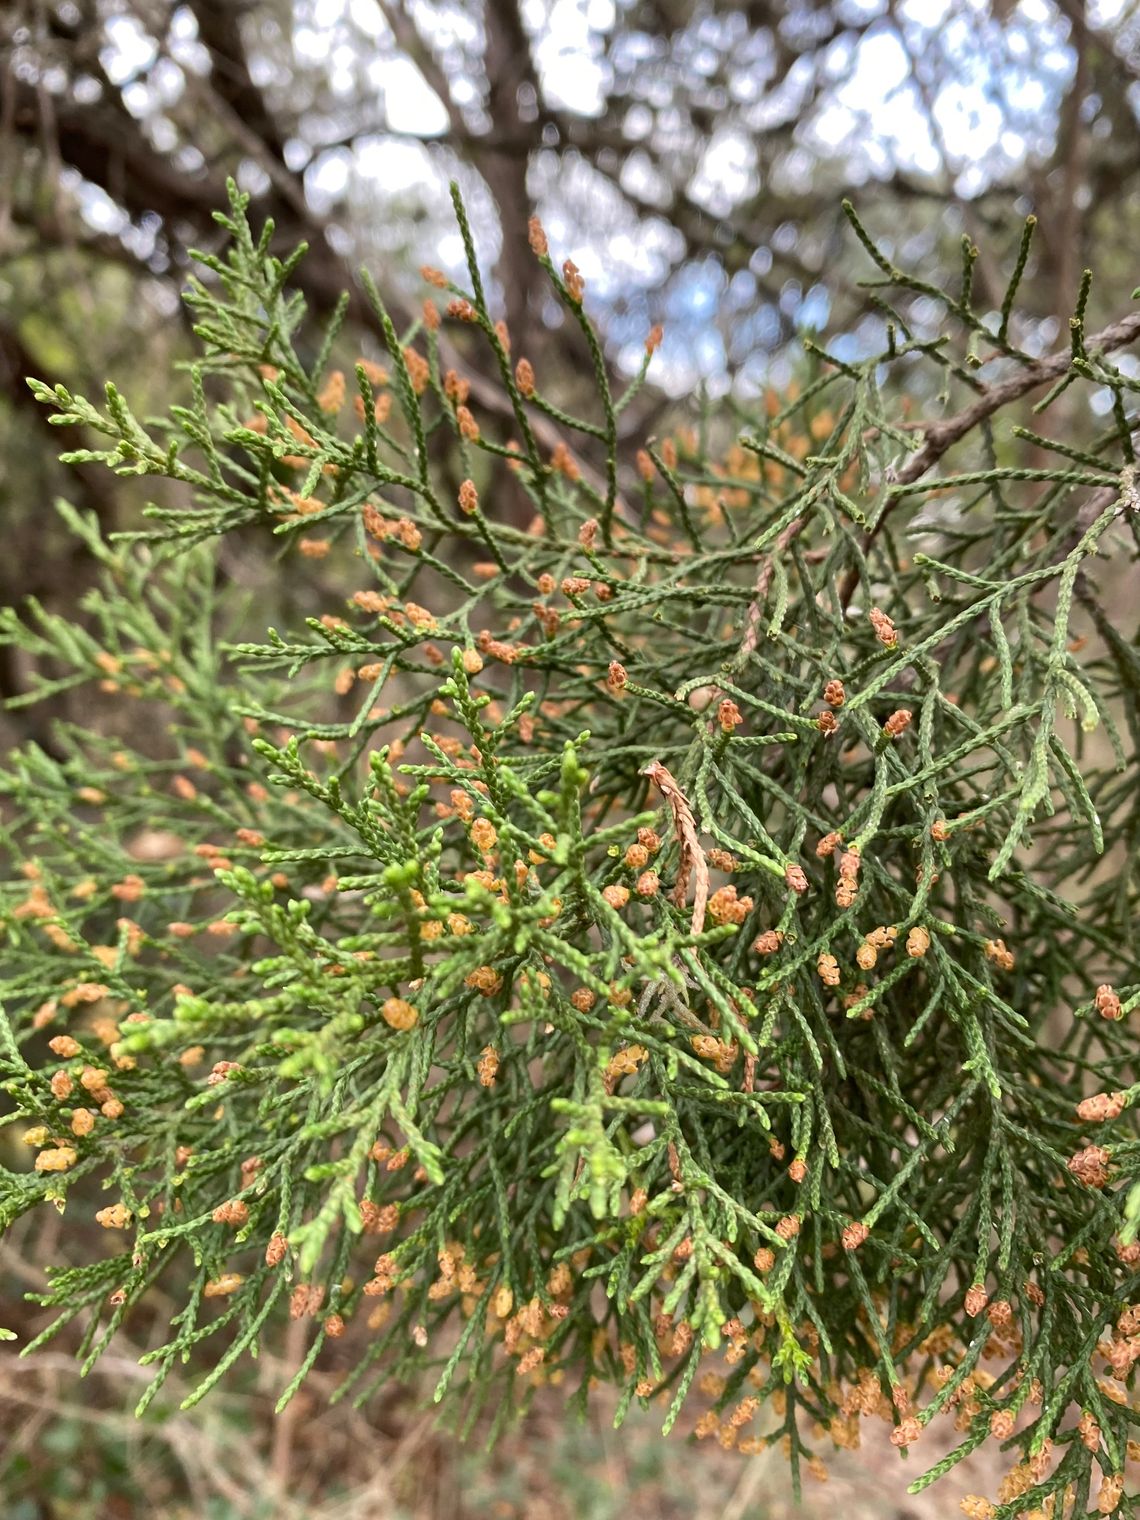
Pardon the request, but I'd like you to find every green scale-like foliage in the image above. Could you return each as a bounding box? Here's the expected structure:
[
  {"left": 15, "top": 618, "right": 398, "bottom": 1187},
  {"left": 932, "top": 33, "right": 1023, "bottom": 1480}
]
[{"left": 2, "top": 182, "right": 1140, "bottom": 1514}]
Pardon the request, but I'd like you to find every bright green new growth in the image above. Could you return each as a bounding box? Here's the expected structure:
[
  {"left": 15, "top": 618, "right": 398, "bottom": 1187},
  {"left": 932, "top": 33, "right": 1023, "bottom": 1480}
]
[{"left": 2, "top": 182, "right": 1140, "bottom": 1514}]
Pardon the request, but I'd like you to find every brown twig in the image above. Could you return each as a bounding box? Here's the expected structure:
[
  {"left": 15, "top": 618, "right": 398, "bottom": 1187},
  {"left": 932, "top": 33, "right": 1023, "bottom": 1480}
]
[
  {"left": 642, "top": 758, "right": 709, "bottom": 935},
  {"left": 838, "top": 306, "right": 1140, "bottom": 608},
  {"left": 738, "top": 515, "right": 808, "bottom": 664}
]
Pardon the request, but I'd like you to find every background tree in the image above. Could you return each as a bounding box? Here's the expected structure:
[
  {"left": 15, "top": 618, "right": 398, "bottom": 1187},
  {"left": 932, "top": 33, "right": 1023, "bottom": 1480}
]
[{"left": 5, "top": 0, "right": 1140, "bottom": 386}]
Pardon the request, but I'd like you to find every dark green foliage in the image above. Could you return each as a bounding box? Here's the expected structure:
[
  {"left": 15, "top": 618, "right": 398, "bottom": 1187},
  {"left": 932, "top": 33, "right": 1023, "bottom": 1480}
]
[{"left": 3, "top": 182, "right": 1140, "bottom": 1515}]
